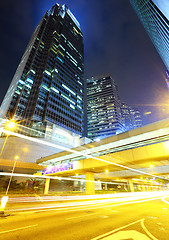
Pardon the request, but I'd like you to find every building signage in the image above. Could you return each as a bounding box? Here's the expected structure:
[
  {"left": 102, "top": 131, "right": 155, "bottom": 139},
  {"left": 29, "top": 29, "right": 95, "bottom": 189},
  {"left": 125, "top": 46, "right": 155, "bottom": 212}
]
[{"left": 42, "top": 162, "right": 73, "bottom": 175}]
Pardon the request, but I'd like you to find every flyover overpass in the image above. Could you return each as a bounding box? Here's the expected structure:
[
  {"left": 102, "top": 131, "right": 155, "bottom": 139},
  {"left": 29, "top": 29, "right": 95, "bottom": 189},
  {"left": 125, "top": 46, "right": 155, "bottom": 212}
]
[{"left": 37, "top": 118, "right": 169, "bottom": 193}]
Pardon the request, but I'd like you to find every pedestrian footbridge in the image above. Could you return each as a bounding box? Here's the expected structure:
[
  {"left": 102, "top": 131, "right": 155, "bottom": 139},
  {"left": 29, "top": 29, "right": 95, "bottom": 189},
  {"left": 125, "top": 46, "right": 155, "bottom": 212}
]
[
  {"left": 37, "top": 118, "right": 169, "bottom": 177},
  {"left": 36, "top": 118, "right": 169, "bottom": 193}
]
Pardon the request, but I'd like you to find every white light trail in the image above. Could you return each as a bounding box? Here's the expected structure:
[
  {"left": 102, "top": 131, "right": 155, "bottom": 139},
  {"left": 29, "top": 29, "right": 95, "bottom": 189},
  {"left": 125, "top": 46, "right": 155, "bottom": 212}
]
[
  {"left": 0, "top": 124, "right": 168, "bottom": 180},
  {"left": 5, "top": 191, "right": 169, "bottom": 213},
  {"left": 0, "top": 172, "right": 124, "bottom": 185}
]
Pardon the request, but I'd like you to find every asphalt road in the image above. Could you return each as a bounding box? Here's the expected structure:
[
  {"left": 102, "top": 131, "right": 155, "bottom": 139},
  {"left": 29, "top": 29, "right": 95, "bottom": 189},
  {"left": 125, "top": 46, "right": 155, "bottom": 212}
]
[{"left": 0, "top": 193, "right": 169, "bottom": 240}]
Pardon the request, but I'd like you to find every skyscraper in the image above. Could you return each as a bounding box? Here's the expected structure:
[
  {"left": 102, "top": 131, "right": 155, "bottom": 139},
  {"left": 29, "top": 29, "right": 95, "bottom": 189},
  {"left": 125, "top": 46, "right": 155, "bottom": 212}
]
[
  {"left": 130, "top": 0, "right": 169, "bottom": 71},
  {"left": 87, "top": 74, "right": 124, "bottom": 140},
  {"left": 0, "top": 4, "right": 84, "bottom": 138},
  {"left": 129, "top": 108, "right": 142, "bottom": 128},
  {"left": 121, "top": 103, "right": 133, "bottom": 131},
  {"left": 121, "top": 103, "right": 142, "bottom": 131}
]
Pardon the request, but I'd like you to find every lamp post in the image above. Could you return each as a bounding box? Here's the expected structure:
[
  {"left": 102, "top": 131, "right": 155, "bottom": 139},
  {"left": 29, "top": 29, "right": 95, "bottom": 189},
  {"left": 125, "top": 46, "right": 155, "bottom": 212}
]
[
  {"left": 0, "top": 155, "right": 19, "bottom": 217},
  {"left": 0, "top": 120, "right": 16, "bottom": 158},
  {"left": 6, "top": 155, "right": 19, "bottom": 195},
  {"left": 0, "top": 120, "right": 16, "bottom": 216}
]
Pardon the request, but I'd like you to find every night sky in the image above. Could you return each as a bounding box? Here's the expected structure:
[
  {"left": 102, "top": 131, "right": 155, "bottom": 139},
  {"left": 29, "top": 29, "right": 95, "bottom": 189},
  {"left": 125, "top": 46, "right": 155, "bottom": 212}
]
[{"left": 0, "top": 0, "right": 168, "bottom": 125}]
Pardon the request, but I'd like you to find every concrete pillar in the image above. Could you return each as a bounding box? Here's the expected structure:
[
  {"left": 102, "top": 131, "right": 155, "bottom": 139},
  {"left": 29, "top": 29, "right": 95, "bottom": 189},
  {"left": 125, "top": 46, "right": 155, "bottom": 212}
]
[
  {"left": 52, "top": 124, "right": 56, "bottom": 140},
  {"left": 142, "top": 185, "right": 146, "bottom": 191},
  {"left": 73, "top": 133, "right": 75, "bottom": 147},
  {"left": 85, "top": 172, "right": 95, "bottom": 194},
  {"left": 127, "top": 179, "right": 134, "bottom": 192},
  {"left": 104, "top": 183, "right": 107, "bottom": 190},
  {"left": 44, "top": 178, "right": 50, "bottom": 194},
  {"left": 95, "top": 181, "right": 102, "bottom": 190}
]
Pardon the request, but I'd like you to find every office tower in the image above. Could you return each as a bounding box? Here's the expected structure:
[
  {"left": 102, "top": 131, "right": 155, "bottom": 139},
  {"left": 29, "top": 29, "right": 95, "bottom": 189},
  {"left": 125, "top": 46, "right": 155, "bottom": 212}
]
[
  {"left": 129, "top": 108, "right": 142, "bottom": 128},
  {"left": 87, "top": 74, "right": 124, "bottom": 140},
  {"left": 121, "top": 103, "right": 142, "bottom": 130},
  {"left": 0, "top": 4, "right": 84, "bottom": 139},
  {"left": 130, "top": 0, "right": 169, "bottom": 71},
  {"left": 121, "top": 103, "right": 133, "bottom": 131}
]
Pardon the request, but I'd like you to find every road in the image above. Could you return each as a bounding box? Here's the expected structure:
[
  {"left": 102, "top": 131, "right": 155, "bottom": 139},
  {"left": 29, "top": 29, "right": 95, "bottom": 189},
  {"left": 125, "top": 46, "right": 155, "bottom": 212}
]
[{"left": 0, "top": 192, "right": 169, "bottom": 240}]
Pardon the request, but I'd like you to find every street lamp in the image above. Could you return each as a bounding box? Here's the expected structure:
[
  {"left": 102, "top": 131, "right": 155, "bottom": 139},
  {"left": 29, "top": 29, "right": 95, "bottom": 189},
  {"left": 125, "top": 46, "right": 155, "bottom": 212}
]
[
  {"left": 0, "top": 120, "right": 16, "bottom": 158},
  {"left": 7, "top": 121, "right": 16, "bottom": 129},
  {"left": 0, "top": 155, "right": 19, "bottom": 216},
  {"left": 0, "top": 120, "right": 16, "bottom": 216},
  {"left": 6, "top": 155, "right": 19, "bottom": 195}
]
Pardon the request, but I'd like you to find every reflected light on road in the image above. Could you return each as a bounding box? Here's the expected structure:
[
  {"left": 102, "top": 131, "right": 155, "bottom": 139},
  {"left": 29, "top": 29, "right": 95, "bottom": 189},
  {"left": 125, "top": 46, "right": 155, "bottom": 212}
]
[{"left": 4, "top": 191, "right": 169, "bottom": 214}]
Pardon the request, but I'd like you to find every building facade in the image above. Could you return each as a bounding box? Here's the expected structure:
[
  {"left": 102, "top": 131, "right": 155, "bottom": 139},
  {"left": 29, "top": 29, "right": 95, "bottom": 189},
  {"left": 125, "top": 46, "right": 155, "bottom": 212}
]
[
  {"left": 0, "top": 4, "right": 84, "bottom": 140},
  {"left": 121, "top": 103, "right": 133, "bottom": 131},
  {"left": 121, "top": 103, "right": 142, "bottom": 131},
  {"left": 87, "top": 74, "right": 124, "bottom": 140},
  {"left": 129, "top": 108, "right": 142, "bottom": 129},
  {"left": 130, "top": 0, "right": 169, "bottom": 71}
]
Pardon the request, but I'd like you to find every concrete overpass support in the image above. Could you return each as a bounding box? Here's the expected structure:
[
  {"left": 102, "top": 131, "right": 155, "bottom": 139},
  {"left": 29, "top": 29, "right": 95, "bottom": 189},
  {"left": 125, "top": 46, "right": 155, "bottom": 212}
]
[
  {"left": 44, "top": 178, "right": 50, "bottom": 194},
  {"left": 95, "top": 181, "right": 102, "bottom": 190},
  {"left": 85, "top": 172, "right": 95, "bottom": 194},
  {"left": 127, "top": 179, "right": 134, "bottom": 192}
]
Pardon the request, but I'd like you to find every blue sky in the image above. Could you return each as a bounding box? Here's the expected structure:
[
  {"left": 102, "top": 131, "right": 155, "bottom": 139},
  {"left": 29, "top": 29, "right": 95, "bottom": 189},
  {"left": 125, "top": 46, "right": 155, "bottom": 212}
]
[{"left": 0, "top": 0, "right": 168, "bottom": 124}]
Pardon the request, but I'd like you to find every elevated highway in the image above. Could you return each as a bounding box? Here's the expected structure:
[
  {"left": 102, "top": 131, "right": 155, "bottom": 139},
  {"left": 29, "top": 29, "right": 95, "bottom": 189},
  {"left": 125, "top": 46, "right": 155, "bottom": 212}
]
[
  {"left": 1, "top": 118, "right": 169, "bottom": 194},
  {"left": 37, "top": 118, "right": 169, "bottom": 193}
]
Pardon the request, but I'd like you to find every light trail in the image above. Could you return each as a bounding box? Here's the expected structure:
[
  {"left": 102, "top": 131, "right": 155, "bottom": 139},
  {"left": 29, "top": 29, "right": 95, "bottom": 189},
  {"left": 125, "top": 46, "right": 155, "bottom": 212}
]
[
  {"left": 0, "top": 122, "right": 168, "bottom": 181},
  {"left": 5, "top": 191, "right": 169, "bottom": 203},
  {"left": 6, "top": 191, "right": 169, "bottom": 213},
  {"left": 11, "top": 197, "right": 162, "bottom": 214},
  {"left": 0, "top": 171, "right": 125, "bottom": 186}
]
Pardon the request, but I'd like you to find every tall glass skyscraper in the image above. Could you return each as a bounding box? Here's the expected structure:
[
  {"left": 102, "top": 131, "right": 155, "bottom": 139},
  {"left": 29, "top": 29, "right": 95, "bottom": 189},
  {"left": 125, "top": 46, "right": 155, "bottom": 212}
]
[
  {"left": 121, "top": 103, "right": 142, "bottom": 131},
  {"left": 0, "top": 4, "right": 84, "bottom": 137},
  {"left": 87, "top": 74, "right": 125, "bottom": 140},
  {"left": 130, "top": 0, "right": 169, "bottom": 71}
]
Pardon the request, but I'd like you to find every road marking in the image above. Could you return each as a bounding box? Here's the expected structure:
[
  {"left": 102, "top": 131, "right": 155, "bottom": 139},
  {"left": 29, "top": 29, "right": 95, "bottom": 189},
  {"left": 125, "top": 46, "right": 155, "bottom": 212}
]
[
  {"left": 99, "top": 216, "right": 109, "bottom": 219},
  {"left": 66, "top": 212, "right": 98, "bottom": 220},
  {"left": 99, "top": 230, "right": 151, "bottom": 239},
  {"left": 110, "top": 210, "right": 119, "bottom": 213},
  {"left": 0, "top": 224, "right": 38, "bottom": 235},
  {"left": 159, "top": 227, "right": 165, "bottom": 231},
  {"left": 91, "top": 218, "right": 144, "bottom": 240},
  {"left": 59, "top": 208, "right": 118, "bottom": 220},
  {"left": 147, "top": 216, "right": 158, "bottom": 219},
  {"left": 17, "top": 211, "right": 36, "bottom": 215},
  {"left": 161, "top": 197, "right": 169, "bottom": 205},
  {"left": 140, "top": 219, "right": 158, "bottom": 240}
]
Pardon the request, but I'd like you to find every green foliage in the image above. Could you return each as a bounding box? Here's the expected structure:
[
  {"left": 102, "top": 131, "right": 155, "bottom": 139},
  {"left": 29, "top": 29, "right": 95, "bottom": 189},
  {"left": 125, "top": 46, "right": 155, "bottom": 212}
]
[
  {"left": 2, "top": 178, "right": 44, "bottom": 193},
  {"left": 26, "top": 178, "right": 44, "bottom": 192},
  {"left": 0, "top": 170, "right": 5, "bottom": 179},
  {"left": 3, "top": 179, "right": 20, "bottom": 190}
]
